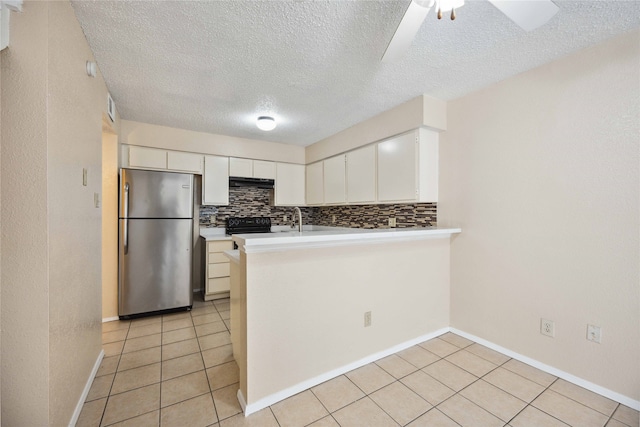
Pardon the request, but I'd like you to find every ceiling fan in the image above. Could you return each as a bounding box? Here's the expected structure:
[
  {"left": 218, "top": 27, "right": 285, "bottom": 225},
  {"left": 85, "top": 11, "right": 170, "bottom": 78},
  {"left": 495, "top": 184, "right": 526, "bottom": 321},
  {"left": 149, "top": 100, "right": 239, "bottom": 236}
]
[{"left": 381, "top": 0, "right": 559, "bottom": 62}]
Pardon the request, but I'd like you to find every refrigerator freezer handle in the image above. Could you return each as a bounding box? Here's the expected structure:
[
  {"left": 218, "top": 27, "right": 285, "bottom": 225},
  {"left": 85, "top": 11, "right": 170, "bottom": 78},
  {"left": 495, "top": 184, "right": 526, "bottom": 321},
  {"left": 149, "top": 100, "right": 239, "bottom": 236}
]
[{"left": 124, "top": 183, "right": 129, "bottom": 255}]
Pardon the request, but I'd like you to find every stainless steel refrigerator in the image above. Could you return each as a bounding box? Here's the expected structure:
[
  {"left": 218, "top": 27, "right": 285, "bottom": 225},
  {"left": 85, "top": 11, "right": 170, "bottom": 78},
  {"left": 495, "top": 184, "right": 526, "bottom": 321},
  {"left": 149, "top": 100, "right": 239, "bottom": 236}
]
[{"left": 119, "top": 168, "right": 194, "bottom": 318}]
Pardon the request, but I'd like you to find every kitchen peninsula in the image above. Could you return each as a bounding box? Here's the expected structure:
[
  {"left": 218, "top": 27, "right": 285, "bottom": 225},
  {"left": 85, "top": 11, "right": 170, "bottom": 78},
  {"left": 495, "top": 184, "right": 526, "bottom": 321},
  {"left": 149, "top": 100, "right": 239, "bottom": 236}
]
[{"left": 227, "top": 226, "right": 461, "bottom": 415}]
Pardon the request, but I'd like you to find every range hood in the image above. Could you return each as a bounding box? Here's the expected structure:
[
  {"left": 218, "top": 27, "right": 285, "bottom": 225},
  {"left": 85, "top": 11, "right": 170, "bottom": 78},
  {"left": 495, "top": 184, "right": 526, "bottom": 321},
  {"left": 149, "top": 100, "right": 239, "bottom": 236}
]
[{"left": 229, "top": 176, "right": 275, "bottom": 189}]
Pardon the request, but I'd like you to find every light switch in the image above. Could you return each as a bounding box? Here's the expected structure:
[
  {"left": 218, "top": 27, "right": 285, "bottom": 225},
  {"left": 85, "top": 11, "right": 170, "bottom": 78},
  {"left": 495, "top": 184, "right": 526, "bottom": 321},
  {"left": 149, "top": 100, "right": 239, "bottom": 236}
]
[
  {"left": 94, "top": 193, "right": 100, "bottom": 208},
  {"left": 82, "top": 168, "right": 88, "bottom": 186}
]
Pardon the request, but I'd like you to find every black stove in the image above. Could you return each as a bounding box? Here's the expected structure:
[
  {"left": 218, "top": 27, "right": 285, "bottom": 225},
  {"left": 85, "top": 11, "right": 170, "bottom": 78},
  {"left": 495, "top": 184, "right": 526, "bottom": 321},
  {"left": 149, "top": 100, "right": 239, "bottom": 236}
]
[{"left": 225, "top": 217, "right": 272, "bottom": 235}]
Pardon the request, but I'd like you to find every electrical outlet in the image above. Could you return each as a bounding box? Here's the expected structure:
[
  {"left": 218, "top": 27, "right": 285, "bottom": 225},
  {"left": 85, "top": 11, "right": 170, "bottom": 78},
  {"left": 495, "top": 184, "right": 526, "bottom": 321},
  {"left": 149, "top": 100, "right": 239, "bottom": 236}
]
[
  {"left": 388, "top": 218, "right": 396, "bottom": 227},
  {"left": 587, "top": 324, "right": 601, "bottom": 343},
  {"left": 364, "top": 311, "right": 371, "bottom": 327},
  {"left": 283, "top": 215, "right": 288, "bottom": 222},
  {"left": 540, "top": 318, "right": 554, "bottom": 337},
  {"left": 94, "top": 193, "right": 100, "bottom": 208},
  {"left": 332, "top": 215, "right": 336, "bottom": 224}
]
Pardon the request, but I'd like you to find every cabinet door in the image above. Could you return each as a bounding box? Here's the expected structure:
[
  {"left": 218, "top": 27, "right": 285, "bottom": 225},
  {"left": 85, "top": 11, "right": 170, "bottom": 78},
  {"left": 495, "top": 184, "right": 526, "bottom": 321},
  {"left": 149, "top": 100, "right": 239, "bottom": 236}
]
[
  {"left": 253, "top": 160, "right": 276, "bottom": 179},
  {"left": 275, "top": 163, "right": 305, "bottom": 206},
  {"left": 128, "top": 146, "right": 167, "bottom": 170},
  {"left": 305, "top": 162, "right": 324, "bottom": 205},
  {"left": 203, "top": 155, "right": 229, "bottom": 205},
  {"left": 229, "top": 158, "right": 253, "bottom": 177},
  {"left": 377, "top": 132, "right": 417, "bottom": 202},
  {"left": 323, "top": 155, "right": 346, "bottom": 205},
  {"left": 347, "top": 145, "right": 376, "bottom": 203},
  {"left": 167, "top": 151, "right": 203, "bottom": 174}
]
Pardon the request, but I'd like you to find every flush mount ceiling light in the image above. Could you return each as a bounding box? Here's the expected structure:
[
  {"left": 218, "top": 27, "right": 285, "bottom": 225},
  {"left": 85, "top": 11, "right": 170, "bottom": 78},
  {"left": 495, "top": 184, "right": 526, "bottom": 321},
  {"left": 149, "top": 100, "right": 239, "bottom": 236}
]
[{"left": 256, "top": 116, "right": 276, "bottom": 131}]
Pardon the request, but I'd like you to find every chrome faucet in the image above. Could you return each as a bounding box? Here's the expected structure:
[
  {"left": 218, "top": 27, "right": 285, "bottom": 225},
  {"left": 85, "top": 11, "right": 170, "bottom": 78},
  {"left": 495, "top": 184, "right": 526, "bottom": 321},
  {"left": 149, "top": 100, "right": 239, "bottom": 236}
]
[{"left": 292, "top": 206, "right": 303, "bottom": 232}]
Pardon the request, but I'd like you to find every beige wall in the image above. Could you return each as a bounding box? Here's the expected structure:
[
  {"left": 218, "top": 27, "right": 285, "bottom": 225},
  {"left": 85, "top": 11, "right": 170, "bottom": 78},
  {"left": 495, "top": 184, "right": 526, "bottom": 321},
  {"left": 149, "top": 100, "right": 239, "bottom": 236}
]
[
  {"left": 1, "top": 1, "right": 118, "bottom": 424},
  {"left": 102, "top": 128, "right": 119, "bottom": 319},
  {"left": 121, "top": 119, "right": 305, "bottom": 164},
  {"left": 438, "top": 30, "right": 640, "bottom": 401}
]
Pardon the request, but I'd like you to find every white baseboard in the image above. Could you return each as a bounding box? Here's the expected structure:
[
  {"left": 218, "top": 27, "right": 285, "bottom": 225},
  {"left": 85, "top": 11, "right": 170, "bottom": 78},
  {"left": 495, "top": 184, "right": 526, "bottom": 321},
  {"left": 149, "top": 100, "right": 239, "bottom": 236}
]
[
  {"left": 102, "top": 316, "right": 119, "bottom": 323},
  {"left": 449, "top": 328, "right": 640, "bottom": 411},
  {"left": 69, "top": 349, "right": 104, "bottom": 427},
  {"left": 237, "top": 389, "right": 247, "bottom": 414},
  {"left": 242, "top": 327, "right": 449, "bottom": 416}
]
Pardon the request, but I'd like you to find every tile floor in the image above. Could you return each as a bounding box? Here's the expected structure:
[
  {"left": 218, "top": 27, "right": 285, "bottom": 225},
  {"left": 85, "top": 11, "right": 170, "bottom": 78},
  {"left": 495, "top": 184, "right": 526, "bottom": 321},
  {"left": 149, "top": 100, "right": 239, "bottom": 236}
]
[{"left": 78, "top": 297, "right": 639, "bottom": 427}]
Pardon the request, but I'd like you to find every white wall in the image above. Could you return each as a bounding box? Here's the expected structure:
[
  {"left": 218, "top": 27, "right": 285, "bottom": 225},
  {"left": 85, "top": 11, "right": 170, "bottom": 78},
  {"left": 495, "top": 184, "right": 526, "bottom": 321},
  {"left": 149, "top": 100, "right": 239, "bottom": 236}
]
[{"left": 438, "top": 30, "right": 639, "bottom": 401}]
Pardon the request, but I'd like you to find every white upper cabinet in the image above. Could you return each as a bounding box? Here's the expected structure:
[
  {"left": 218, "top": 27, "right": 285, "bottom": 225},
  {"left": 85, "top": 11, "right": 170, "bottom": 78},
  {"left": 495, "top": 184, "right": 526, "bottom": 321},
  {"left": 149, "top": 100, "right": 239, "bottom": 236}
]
[
  {"left": 305, "top": 162, "right": 324, "bottom": 206},
  {"left": 229, "top": 157, "right": 253, "bottom": 177},
  {"left": 346, "top": 145, "right": 376, "bottom": 204},
  {"left": 128, "top": 146, "right": 167, "bottom": 170},
  {"left": 203, "top": 155, "right": 229, "bottom": 206},
  {"left": 253, "top": 160, "right": 276, "bottom": 179},
  {"left": 377, "top": 129, "right": 438, "bottom": 203},
  {"left": 167, "top": 151, "right": 203, "bottom": 174},
  {"left": 323, "top": 155, "right": 346, "bottom": 204},
  {"left": 275, "top": 163, "right": 305, "bottom": 206}
]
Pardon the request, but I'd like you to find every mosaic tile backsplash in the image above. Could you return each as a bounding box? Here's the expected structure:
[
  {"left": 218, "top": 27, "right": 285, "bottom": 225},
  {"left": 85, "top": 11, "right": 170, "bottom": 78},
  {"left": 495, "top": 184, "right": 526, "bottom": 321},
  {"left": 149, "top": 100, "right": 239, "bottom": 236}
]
[{"left": 199, "top": 186, "right": 437, "bottom": 229}]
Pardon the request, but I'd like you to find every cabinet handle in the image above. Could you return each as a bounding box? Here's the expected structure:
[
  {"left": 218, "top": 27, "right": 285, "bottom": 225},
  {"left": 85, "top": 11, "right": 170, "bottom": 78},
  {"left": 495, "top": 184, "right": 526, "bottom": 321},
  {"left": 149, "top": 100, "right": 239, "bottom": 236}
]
[{"left": 123, "top": 183, "right": 129, "bottom": 255}]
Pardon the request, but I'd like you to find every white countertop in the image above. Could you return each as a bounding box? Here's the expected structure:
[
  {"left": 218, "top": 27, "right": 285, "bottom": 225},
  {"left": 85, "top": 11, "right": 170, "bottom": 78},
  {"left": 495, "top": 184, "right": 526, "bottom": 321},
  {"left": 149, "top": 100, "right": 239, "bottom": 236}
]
[
  {"left": 233, "top": 225, "right": 461, "bottom": 253},
  {"left": 199, "top": 227, "right": 232, "bottom": 241}
]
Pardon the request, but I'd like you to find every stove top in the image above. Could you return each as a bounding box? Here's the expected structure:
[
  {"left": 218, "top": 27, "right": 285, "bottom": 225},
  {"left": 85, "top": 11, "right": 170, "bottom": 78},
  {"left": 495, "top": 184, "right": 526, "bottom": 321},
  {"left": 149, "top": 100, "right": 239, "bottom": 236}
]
[{"left": 225, "top": 217, "right": 272, "bottom": 235}]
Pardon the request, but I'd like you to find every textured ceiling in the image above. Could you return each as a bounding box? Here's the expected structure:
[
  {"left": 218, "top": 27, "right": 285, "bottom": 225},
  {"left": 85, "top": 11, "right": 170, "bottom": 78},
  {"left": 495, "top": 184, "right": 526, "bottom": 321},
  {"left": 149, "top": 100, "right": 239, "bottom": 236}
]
[{"left": 70, "top": 0, "right": 640, "bottom": 146}]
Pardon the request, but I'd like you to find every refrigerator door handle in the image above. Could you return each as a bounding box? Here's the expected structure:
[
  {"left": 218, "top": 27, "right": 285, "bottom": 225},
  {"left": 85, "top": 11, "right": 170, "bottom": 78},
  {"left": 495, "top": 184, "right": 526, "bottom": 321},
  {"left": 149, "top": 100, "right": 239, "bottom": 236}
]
[{"left": 124, "top": 183, "right": 129, "bottom": 255}]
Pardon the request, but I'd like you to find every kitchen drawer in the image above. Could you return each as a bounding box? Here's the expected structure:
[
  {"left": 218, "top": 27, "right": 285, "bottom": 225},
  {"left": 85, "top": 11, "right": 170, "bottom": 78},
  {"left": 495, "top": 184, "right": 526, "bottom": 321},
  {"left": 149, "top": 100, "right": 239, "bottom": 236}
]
[
  {"left": 207, "top": 277, "right": 231, "bottom": 294},
  {"left": 209, "top": 252, "right": 228, "bottom": 264},
  {"left": 208, "top": 262, "right": 230, "bottom": 278},
  {"left": 208, "top": 240, "right": 233, "bottom": 253}
]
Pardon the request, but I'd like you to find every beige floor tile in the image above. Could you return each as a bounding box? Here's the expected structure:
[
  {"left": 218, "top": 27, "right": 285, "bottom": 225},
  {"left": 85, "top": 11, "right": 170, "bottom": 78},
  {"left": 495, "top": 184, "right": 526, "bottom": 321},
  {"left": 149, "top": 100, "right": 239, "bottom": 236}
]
[
  {"left": 612, "top": 404, "right": 640, "bottom": 426},
  {"left": 459, "top": 379, "right": 527, "bottom": 422},
  {"left": 483, "top": 367, "right": 545, "bottom": 403},
  {"left": 345, "top": 363, "right": 395, "bottom": 394},
  {"left": 550, "top": 379, "right": 618, "bottom": 416},
  {"left": 406, "top": 408, "right": 461, "bottom": 427},
  {"left": 162, "top": 311, "right": 192, "bottom": 322},
  {"left": 422, "top": 359, "right": 477, "bottom": 392},
  {"left": 401, "top": 370, "right": 456, "bottom": 406},
  {"left": 162, "top": 327, "right": 196, "bottom": 345},
  {"left": 418, "top": 338, "right": 460, "bottom": 358},
  {"left": 161, "top": 370, "right": 211, "bottom": 408},
  {"left": 193, "top": 312, "right": 224, "bottom": 326},
  {"left": 161, "top": 393, "right": 218, "bottom": 427},
  {"left": 196, "top": 320, "right": 228, "bottom": 337},
  {"left": 465, "top": 343, "right": 511, "bottom": 366},
  {"left": 509, "top": 405, "right": 570, "bottom": 427},
  {"left": 370, "top": 381, "right": 432, "bottom": 425},
  {"left": 192, "top": 298, "right": 212, "bottom": 308},
  {"left": 202, "top": 344, "right": 235, "bottom": 368},
  {"left": 103, "top": 341, "right": 125, "bottom": 357},
  {"left": 111, "top": 362, "right": 161, "bottom": 395},
  {"left": 532, "top": 389, "right": 609, "bottom": 427},
  {"left": 219, "top": 407, "right": 279, "bottom": 427},
  {"left": 87, "top": 374, "right": 114, "bottom": 401},
  {"left": 162, "top": 352, "right": 205, "bottom": 380},
  {"left": 101, "top": 383, "right": 160, "bottom": 426},
  {"left": 308, "top": 416, "right": 340, "bottom": 427},
  {"left": 212, "top": 383, "right": 243, "bottom": 420},
  {"left": 102, "top": 320, "right": 130, "bottom": 333},
  {"left": 162, "top": 337, "right": 201, "bottom": 361},
  {"left": 376, "top": 354, "right": 419, "bottom": 379},
  {"left": 122, "top": 333, "right": 161, "bottom": 354},
  {"left": 502, "top": 359, "right": 557, "bottom": 387},
  {"left": 163, "top": 317, "right": 194, "bottom": 332},
  {"left": 445, "top": 350, "right": 497, "bottom": 377},
  {"left": 214, "top": 300, "right": 230, "bottom": 311},
  {"left": 190, "top": 305, "right": 219, "bottom": 317},
  {"left": 199, "top": 331, "right": 232, "bottom": 351},
  {"left": 103, "top": 329, "right": 128, "bottom": 344},
  {"left": 439, "top": 332, "right": 474, "bottom": 348},
  {"left": 130, "top": 316, "right": 162, "bottom": 328},
  {"left": 606, "top": 419, "right": 630, "bottom": 427},
  {"left": 224, "top": 319, "right": 232, "bottom": 331},
  {"left": 97, "top": 355, "right": 120, "bottom": 377},
  {"left": 271, "top": 390, "right": 329, "bottom": 427},
  {"left": 127, "top": 322, "right": 162, "bottom": 339},
  {"left": 397, "top": 345, "right": 440, "bottom": 369},
  {"left": 219, "top": 310, "right": 230, "bottom": 320},
  {"left": 106, "top": 410, "right": 159, "bottom": 427},
  {"left": 76, "top": 397, "right": 107, "bottom": 427},
  {"left": 311, "top": 375, "right": 365, "bottom": 413},
  {"left": 118, "top": 346, "right": 161, "bottom": 372},
  {"left": 332, "top": 397, "right": 398, "bottom": 427},
  {"left": 437, "top": 394, "right": 504, "bottom": 427},
  {"left": 207, "top": 361, "right": 240, "bottom": 391}
]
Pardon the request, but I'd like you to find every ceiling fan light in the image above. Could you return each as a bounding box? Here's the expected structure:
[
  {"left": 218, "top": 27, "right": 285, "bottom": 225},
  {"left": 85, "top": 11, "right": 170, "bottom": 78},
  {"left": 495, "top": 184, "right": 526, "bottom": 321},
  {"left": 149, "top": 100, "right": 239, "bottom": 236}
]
[{"left": 256, "top": 116, "right": 276, "bottom": 131}]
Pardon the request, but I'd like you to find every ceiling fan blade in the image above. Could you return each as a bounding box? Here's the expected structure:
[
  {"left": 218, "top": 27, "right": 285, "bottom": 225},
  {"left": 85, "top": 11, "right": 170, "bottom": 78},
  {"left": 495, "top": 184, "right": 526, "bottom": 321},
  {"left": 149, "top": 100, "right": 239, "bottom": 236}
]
[
  {"left": 382, "top": 0, "right": 433, "bottom": 63},
  {"left": 488, "top": 0, "right": 559, "bottom": 31}
]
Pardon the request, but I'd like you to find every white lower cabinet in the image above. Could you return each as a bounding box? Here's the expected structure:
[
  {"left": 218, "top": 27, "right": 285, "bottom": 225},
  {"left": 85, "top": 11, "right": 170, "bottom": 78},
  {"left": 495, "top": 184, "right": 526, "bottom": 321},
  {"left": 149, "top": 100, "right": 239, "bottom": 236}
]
[
  {"left": 203, "top": 155, "right": 229, "bottom": 205},
  {"left": 305, "top": 162, "right": 324, "bottom": 205},
  {"left": 275, "top": 163, "right": 305, "bottom": 206},
  {"left": 203, "top": 240, "right": 233, "bottom": 300}
]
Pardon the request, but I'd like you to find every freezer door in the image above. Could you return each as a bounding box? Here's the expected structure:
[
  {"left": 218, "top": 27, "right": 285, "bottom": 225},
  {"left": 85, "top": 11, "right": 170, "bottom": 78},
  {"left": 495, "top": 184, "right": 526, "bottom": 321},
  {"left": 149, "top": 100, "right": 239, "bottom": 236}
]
[
  {"left": 120, "top": 168, "right": 194, "bottom": 219},
  {"left": 119, "top": 218, "right": 193, "bottom": 317}
]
